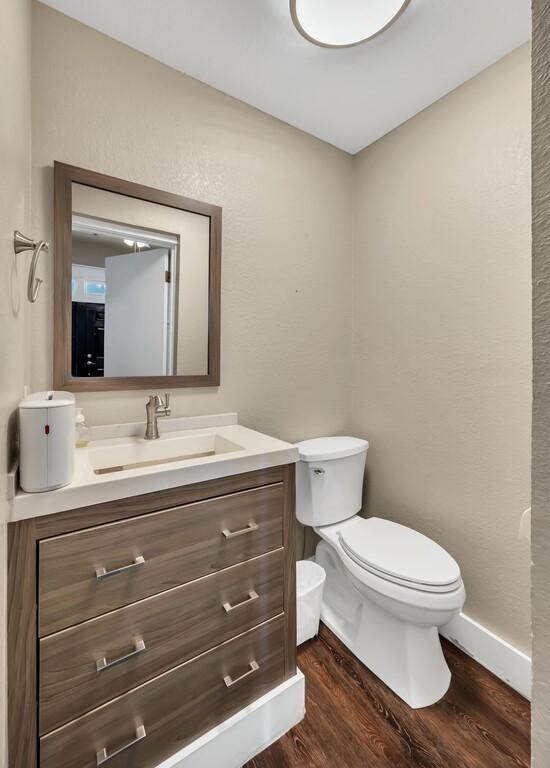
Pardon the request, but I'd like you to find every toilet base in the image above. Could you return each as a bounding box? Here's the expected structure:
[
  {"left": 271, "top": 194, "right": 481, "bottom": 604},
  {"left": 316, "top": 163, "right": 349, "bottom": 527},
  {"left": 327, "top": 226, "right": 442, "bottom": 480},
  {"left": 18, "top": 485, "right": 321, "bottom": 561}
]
[{"left": 316, "top": 540, "right": 452, "bottom": 709}]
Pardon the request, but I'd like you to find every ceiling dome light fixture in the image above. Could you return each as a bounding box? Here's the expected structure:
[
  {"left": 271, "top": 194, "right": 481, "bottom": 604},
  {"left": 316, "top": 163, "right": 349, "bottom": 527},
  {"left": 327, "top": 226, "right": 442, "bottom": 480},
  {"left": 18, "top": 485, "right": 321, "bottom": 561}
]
[{"left": 290, "top": 0, "right": 411, "bottom": 49}]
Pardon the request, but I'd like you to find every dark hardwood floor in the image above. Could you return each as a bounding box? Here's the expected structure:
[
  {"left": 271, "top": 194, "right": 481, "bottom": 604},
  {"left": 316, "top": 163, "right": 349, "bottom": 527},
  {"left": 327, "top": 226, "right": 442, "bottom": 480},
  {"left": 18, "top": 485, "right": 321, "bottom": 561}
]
[{"left": 244, "top": 624, "right": 530, "bottom": 768}]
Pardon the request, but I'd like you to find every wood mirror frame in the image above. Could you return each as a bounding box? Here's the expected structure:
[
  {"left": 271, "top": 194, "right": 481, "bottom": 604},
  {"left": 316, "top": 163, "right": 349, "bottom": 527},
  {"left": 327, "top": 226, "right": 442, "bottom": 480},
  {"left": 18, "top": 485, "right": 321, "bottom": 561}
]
[{"left": 53, "top": 162, "right": 221, "bottom": 392}]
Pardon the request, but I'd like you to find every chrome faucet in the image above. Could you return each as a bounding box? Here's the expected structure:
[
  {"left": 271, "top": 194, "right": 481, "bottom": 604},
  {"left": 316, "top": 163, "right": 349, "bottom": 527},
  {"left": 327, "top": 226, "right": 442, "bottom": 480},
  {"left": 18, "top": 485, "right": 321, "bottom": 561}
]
[{"left": 144, "top": 394, "right": 171, "bottom": 440}]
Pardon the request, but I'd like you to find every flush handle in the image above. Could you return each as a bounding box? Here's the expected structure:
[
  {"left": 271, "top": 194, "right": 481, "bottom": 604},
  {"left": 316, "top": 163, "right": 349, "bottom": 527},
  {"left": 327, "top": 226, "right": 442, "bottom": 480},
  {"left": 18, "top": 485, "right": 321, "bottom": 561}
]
[
  {"left": 221, "top": 521, "right": 259, "bottom": 539},
  {"left": 223, "top": 660, "right": 260, "bottom": 688},
  {"left": 96, "top": 724, "right": 146, "bottom": 765},
  {"left": 223, "top": 590, "right": 259, "bottom": 613},
  {"left": 95, "top": 555, "right": 145, "bottom": 580},
  {"left": 312, "top": 467, "right": 325, "bottom": 475}
]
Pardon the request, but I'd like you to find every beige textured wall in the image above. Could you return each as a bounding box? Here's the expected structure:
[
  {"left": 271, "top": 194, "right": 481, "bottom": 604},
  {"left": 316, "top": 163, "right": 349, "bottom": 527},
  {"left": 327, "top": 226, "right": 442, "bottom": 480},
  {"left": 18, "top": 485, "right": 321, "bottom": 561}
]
[
  {"left": 31, "top": 2, "right": 354, "bottom": 444},
  {"left": 532, "top": 0, "right": 550, "bottom": 761},
  {"left": 30, "top": 3, "right": 531, "bottom": 661},
  {"left": 352, "top": 45, "right": 532, "bottom": 653},
  {"left": 0, "top": 0, "right": 31, "bottom": 761}
]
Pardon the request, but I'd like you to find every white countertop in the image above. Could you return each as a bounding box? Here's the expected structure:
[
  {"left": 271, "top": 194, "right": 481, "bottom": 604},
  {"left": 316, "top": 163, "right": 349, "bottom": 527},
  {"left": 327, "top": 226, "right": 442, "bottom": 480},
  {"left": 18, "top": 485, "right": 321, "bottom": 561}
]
[{"left": 11, "top": 413, "right": 299, "bottom": 522}]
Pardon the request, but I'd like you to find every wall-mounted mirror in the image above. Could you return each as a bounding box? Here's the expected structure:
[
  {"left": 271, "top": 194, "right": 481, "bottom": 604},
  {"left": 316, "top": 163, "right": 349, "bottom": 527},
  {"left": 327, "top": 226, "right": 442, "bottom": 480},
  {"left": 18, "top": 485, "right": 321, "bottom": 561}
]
[{"left": 53, "top": 163, "right": 221, "bottom": 391}]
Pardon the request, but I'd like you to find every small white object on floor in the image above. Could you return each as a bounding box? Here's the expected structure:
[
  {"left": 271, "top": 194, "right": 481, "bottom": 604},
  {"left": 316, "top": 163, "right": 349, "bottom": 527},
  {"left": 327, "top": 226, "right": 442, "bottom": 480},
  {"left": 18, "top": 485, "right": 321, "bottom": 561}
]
[{"left": 297, "top": 559, "right": 326, "bottom": 645}]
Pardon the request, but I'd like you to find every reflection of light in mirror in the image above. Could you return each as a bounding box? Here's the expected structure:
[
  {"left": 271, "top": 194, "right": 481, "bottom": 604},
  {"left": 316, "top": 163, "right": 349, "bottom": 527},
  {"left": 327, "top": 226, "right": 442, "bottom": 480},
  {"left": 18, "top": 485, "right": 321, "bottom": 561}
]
[
  {"left": 123, "top": 238, "right": 149, "bottom": 250},
  {"left": 290, "top": 0, "right": 411, "bottom": 48}
]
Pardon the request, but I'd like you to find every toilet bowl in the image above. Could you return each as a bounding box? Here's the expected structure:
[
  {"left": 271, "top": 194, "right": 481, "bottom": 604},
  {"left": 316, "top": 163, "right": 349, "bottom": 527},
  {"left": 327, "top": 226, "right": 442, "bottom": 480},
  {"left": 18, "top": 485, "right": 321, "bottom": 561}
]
[{"left": 296, "top": 436, "right": 465, "bottom": 709}]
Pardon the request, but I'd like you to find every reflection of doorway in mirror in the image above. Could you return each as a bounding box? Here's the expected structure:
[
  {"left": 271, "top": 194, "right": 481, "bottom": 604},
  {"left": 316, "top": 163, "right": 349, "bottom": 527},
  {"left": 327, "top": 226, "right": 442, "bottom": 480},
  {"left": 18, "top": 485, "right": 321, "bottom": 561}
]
[
  {"left": 71, "top": 214, "right": 178, "bottom": 378},
  {"left": 104, "top": 248, "right": 171, "bottom": 376}
]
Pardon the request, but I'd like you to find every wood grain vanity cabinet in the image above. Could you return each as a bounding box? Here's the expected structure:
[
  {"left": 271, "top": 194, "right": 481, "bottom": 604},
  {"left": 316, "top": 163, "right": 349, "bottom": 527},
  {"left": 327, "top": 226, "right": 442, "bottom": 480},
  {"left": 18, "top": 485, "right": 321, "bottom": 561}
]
[{"left": 8, "top": 464, "right": 296, "bottom": 768}]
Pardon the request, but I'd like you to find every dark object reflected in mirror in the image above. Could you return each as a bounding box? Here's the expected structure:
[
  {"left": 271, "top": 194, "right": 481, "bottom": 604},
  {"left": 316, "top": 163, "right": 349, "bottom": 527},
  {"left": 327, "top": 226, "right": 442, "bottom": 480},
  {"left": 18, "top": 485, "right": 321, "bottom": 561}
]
[
  {"left": 71, "top": 300, "right": 104, "bottom": 377},
  {"left": 54, "top": 163, "right": 221, "bottom": 391}
]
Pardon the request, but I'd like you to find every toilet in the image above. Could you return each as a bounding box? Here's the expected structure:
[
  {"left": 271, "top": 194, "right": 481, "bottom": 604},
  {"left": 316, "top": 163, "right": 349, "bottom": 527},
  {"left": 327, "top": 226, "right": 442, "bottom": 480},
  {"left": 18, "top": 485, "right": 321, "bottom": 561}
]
[{"left": 295, "top": 436, "right": 465, "bottom": 709}]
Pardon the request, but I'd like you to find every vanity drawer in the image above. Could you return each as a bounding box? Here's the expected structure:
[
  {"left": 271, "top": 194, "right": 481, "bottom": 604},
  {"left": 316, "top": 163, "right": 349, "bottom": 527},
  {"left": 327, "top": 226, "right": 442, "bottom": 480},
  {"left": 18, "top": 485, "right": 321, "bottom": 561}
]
[
  {"left": 39, "top": 483, "right": 284, "bottom": 636},
  {"left": 39, "top": 548, "right": 284, "bottom": 734},
  {"left": 40, "top": 615, "right": 285, "bottom": 768}
]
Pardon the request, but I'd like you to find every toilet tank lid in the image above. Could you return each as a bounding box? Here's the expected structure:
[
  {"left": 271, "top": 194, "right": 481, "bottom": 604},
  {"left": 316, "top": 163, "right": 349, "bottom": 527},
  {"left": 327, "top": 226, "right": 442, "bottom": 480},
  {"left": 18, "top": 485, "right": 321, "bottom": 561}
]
[{"left": 296, "top": 436, "right": 368, "bottom": 462}]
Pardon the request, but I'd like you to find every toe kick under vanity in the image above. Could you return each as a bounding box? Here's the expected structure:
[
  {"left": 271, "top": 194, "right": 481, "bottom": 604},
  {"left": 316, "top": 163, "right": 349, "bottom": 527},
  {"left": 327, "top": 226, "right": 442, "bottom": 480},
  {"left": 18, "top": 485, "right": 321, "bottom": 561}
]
[{"left": 8, "top": 416, "right": 304, "bottom": 768}]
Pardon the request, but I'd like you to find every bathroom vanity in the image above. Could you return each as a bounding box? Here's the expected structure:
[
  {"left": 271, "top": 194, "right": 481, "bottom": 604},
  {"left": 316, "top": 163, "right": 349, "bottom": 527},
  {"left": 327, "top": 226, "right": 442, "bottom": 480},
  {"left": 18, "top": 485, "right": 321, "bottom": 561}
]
[
  {"left": 8, "top": 416, "right": 302, "bottom": 768},
  {"left": 7, "top": 166, "right": 304, "bottom": 768}
]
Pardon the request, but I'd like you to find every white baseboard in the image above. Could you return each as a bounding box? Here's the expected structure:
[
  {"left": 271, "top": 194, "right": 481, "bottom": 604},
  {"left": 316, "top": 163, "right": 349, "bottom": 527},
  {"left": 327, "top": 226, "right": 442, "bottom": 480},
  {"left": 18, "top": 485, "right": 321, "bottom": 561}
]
[
  {"left": 440, "top": 613, "right": 531, "bottom": 700},
  {"left": 156, "top": 670, "right": 305, "bottom": 768}
]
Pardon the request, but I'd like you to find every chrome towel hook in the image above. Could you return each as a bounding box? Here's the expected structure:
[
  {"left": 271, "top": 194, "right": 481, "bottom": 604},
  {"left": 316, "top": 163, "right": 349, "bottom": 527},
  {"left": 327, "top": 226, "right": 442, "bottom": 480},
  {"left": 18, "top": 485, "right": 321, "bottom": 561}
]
[{"left": 14, "top": 230, "right": 49, "bottom": 303}]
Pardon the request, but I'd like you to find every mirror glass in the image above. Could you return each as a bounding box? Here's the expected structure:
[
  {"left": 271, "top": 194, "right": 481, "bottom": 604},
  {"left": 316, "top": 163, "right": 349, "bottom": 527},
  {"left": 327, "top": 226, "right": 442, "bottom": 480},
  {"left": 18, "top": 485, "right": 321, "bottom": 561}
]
[{"left": 70, "top": 183, "right": 210, "bottom": 378}]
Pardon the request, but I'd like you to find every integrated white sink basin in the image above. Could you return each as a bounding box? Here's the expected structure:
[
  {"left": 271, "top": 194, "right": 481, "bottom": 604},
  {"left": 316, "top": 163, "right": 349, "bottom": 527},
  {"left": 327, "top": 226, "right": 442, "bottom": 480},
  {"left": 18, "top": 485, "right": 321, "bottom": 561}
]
[
  {"left": 12, "top": 414, "right": 299, "bottom": 522},
  {"left": 90, "top": 433, "right": 244, "bottom": 475}
]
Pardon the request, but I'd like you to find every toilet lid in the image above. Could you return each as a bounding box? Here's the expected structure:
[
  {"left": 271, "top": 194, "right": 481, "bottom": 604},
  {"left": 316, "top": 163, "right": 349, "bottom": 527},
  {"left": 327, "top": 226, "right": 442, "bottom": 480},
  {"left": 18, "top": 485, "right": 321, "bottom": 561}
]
[{"left": 339, "top": 517, "right": 461, "bottom": 589}]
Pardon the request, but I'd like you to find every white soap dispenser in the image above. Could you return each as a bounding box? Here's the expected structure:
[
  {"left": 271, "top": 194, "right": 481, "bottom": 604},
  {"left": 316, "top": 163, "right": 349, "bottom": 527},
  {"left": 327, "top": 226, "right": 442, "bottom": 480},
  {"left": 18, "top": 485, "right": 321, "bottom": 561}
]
[
  {"left": 19, "top": 391, "right": 75, "bottom": 493},
  {"left": 75, "top": 407, "right": 90, "bottom": 448}
]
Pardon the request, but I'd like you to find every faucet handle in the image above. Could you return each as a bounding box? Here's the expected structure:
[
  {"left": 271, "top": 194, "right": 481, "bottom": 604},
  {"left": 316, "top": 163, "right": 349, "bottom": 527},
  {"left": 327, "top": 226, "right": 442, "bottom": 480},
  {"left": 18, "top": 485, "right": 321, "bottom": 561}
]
[{"left": 160, "top": 393, "right": 171, "bottom": 417}]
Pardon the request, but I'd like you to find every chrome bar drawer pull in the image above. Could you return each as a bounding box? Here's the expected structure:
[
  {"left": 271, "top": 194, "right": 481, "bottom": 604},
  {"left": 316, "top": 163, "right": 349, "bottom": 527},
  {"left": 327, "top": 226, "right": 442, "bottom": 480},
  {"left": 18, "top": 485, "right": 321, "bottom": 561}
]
[
  {"left": 221, "top": 521, "right": 259, "bottom": 539},
  {"left": 223, "top": 659, "right": 260, "bottom": 688},
  {"left": 223, "top": 590, "right": 259, "bottom": 613},
  {"left": 96, "top": 637, "right": 146, "bottom": 673},
  {"left": 95, "top": 554, "right": 145, "bottom": 580},
  {"left": 96, "top": 724, "right": 146, "bottom": 765}
]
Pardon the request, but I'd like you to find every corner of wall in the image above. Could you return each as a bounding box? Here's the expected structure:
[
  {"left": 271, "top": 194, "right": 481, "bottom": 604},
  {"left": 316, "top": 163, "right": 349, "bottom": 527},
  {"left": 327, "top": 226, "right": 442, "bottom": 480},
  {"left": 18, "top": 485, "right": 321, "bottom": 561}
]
[{"left": 531, "top": 0, "right": 550, "bottom": 763}]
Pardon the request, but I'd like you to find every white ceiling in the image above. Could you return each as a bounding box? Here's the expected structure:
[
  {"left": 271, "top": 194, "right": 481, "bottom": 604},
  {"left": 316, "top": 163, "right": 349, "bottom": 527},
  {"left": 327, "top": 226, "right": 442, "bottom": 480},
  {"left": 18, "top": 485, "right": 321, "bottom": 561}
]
[{"left": 39, "top": 0, "right": 531, "bottom": 154}]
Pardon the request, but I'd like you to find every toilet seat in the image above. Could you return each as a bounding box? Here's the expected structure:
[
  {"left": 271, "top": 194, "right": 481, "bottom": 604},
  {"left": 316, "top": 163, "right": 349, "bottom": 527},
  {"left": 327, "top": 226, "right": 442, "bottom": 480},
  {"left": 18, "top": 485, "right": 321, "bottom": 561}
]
[{"left": 338, "top": 516, "right": 462, "bottom": 594}]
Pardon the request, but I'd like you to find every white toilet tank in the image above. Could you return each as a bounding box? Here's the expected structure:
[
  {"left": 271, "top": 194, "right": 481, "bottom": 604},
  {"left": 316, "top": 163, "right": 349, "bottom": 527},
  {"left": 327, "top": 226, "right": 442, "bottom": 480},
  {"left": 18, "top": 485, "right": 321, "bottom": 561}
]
[{"left": 295, "top": 436, "right": 368, "bottom": 527}]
